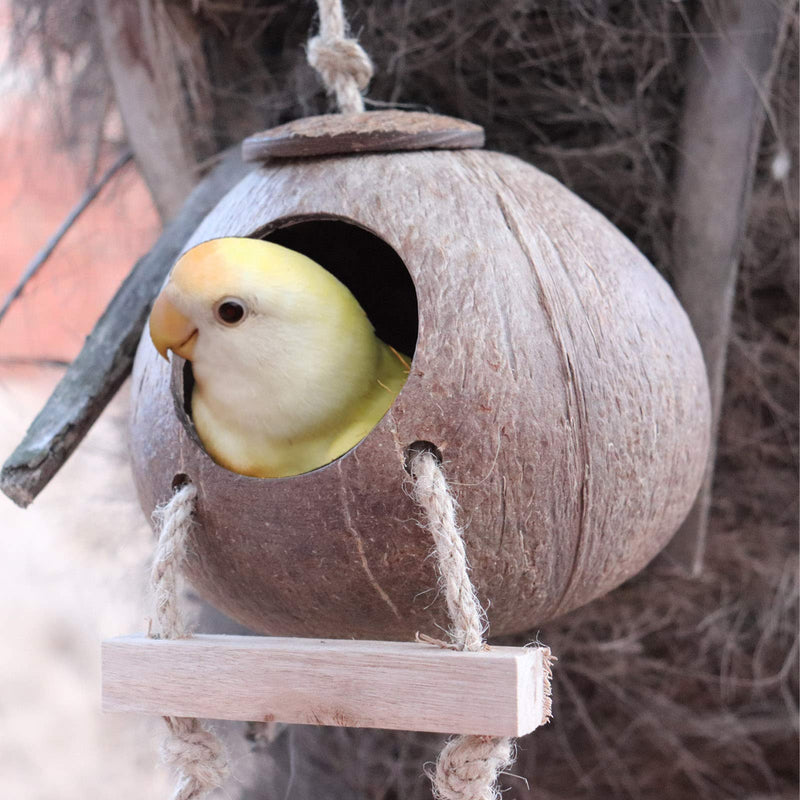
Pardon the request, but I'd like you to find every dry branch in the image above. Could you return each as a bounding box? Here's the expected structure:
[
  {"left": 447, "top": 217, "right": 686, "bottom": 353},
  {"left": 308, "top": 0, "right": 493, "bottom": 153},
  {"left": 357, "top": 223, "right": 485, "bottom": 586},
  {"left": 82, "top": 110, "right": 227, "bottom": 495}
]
[
  {"left": 0, "top": 148, "right": 249, "bottom": 508},
  {"left": 665, "top": 0, "right": 791, "bottom": 573}
]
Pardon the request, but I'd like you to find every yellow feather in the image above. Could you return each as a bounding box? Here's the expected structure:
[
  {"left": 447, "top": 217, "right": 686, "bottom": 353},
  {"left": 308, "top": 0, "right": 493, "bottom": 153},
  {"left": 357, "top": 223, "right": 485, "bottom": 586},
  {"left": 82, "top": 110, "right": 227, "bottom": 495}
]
[{"left": 151, "top": 238, "right": 410, "bottom": 478}]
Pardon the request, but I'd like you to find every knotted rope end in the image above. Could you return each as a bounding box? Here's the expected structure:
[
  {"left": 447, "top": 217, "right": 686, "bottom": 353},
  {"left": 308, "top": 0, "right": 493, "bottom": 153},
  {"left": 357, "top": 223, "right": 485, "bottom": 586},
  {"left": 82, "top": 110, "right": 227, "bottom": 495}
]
[
  {"left": 427, "top": 735, "right": 515, "bottom": 800},
  {"left": 307, "top": 0, "right": 373, "bottom": 113},
  {"left": 161, "top": 717, "right": 229, "bottom": 800}
]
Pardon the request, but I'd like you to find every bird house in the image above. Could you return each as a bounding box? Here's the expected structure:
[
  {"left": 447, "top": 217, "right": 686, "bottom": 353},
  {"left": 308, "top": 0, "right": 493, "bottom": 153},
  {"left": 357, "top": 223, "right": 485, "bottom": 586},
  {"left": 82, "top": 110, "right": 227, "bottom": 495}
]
[{"left": 129, "top": 111, "right": 710, "bottom": 641}]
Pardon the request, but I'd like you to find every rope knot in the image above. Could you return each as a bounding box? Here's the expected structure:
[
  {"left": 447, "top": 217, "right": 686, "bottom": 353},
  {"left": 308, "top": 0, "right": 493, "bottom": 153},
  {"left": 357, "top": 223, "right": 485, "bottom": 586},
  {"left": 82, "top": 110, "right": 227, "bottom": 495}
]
[
  {"left": 161, "top": 718, "right": 229, "bottom": 791},
  {"left": 307, "top": 36, "right": 373, "bottom": 90},
  {"left": 307, "top": 0, "right": 373, "bottom": 113},
  {"left": 430, "top": 736, "right": 514, "bottom": 800}
]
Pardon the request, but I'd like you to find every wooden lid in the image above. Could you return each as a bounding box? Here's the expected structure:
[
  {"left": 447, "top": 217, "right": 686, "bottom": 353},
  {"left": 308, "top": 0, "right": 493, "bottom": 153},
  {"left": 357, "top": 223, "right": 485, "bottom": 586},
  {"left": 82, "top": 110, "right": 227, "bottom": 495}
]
[{"left": 242, "top": 110, "right": 485, "bottom": 162}]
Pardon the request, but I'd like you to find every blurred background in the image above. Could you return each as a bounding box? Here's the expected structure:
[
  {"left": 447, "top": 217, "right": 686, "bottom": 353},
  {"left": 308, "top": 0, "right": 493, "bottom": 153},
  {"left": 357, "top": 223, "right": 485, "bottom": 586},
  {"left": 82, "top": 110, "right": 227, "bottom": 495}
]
[
  {"left": 0, "top": 3, "right": 168, "bottom": 797},
  {"left": 0, "top": 1, "right": 796, "bottom": 798}
]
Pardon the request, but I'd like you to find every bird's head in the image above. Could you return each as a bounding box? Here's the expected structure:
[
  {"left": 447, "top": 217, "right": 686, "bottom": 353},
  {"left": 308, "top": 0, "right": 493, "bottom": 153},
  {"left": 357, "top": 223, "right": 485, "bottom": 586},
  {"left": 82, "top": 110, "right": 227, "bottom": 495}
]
[{"left": 149, "top": 237, "right": 368, "bottom": 369}]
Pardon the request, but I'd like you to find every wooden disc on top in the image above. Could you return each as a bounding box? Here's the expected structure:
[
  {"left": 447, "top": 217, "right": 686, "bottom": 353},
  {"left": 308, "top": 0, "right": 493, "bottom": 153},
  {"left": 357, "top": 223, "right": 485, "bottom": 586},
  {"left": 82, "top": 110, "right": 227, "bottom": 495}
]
[{"left": 242, "top": 110, "right": 485, "bottom": 161}]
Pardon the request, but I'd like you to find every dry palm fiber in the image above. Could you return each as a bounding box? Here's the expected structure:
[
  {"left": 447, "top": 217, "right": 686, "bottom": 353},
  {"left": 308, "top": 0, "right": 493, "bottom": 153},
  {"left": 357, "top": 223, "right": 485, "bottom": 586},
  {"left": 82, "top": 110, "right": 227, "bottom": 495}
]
[
  {"left": 11, "top": 0, "right": 686, "bottom": 266},
  {"left": 7, "top": 1, "right": 798, "bottom": 798}
]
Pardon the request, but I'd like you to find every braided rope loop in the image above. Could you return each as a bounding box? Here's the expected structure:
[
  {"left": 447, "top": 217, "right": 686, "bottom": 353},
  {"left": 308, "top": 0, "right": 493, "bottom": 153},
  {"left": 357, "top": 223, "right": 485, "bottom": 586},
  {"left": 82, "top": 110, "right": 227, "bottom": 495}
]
[{"left": 151, "top": 483, "right": 229, "bottom": 800}]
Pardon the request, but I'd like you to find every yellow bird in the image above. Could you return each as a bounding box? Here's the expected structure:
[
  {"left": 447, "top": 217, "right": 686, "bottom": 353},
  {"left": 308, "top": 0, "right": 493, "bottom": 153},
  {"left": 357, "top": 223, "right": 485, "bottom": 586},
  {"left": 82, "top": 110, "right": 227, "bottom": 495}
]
[{"left": 149, "top": 237, "right": 409, "bottom": 478}]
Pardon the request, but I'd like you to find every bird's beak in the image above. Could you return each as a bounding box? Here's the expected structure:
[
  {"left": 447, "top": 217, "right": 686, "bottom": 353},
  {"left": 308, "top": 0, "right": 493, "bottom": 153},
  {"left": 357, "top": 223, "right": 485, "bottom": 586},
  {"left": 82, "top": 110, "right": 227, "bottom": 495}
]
[{"left": 149, "top": 291, "right": 198, "bottom": 362}]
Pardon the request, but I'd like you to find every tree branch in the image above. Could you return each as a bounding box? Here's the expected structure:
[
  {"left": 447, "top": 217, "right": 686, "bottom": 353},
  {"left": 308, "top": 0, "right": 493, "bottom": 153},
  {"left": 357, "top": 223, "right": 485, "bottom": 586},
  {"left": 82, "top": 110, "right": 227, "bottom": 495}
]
[
  {"left": 0, "top": 149, "right": 133, "bottom": 326},
  {"left": 0, "top": 148, "right": 250, "bottom": 508}
]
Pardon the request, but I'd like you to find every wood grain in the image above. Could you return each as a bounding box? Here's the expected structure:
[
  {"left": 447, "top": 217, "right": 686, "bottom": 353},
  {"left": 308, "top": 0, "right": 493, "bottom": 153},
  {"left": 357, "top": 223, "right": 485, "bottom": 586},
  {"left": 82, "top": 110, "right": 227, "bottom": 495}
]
[
  {"left": 0, "top": 149, "right": 250, "bottom": 508},
  {"left": 102, "top": 634, "right": 549, "bottom": 737},
  {"left": 242, "top": 111, "right": 485, "bottom": 161},
  {"left": 129, "top": 148, "right": 711, "bottom": 640},
  {"left": 94, "top": 0, "right": 215, "bottom": 219}
]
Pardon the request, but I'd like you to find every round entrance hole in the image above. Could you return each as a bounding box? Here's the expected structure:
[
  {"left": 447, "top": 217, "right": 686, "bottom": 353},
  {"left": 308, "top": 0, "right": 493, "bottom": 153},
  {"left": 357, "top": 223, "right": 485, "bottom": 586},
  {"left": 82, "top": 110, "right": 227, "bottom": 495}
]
[{"left": 177, "top": 217, "right": 419, "bottom": 476}]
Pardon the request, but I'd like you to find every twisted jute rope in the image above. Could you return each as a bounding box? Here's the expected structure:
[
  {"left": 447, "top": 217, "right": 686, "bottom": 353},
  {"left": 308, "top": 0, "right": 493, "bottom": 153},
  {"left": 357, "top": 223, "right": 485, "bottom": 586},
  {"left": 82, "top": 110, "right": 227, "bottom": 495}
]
[
  {"left": 410, "top": 451, "right": 552, "bottom": 800},
  {"left": 151, "top": 482, "right": 229, "bottom": 800},
  {"left": 307, "top": 0, "right": 373, "bottom": 113},
  {"left": 149, "top": 459, "right": 549, "bottom": 800}
]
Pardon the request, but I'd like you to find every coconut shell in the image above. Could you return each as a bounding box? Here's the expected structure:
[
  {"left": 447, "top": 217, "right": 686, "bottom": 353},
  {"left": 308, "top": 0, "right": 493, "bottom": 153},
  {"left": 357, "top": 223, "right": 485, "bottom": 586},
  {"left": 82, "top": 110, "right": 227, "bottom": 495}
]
[{"left": 129, "top": 147, "right": 710, "bottom": 640}]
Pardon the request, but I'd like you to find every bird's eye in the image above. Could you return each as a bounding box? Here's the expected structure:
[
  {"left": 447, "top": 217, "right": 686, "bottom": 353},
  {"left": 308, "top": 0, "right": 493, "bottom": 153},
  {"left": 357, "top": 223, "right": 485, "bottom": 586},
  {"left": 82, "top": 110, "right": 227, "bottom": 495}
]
[{"left": 215, "top": 298, "right": 247, "bottom": 325}]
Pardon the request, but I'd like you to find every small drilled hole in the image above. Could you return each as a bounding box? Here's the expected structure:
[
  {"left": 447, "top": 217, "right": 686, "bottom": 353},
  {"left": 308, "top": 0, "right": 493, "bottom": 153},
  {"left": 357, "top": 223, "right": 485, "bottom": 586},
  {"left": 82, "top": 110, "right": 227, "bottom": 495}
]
[
  {"left": 404, "top": 440, "right": 443, "bottom": 473},
  {"left": 171, "top": 473, "right": 190, "bottom": 491}
]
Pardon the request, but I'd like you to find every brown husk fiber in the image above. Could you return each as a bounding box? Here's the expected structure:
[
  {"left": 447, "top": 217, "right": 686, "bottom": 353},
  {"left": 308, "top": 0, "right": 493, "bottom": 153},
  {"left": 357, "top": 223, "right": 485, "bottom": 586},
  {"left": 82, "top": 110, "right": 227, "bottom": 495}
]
[{"left": 9, "top": 1, "right": 798, "bottom": 797}]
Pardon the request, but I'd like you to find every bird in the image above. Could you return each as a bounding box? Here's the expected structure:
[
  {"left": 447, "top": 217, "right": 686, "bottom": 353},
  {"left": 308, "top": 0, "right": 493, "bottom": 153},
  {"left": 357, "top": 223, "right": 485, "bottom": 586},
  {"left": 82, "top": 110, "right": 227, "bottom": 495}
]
[{"left": 148, "top": 237, "right": 409, "bottom": 478}]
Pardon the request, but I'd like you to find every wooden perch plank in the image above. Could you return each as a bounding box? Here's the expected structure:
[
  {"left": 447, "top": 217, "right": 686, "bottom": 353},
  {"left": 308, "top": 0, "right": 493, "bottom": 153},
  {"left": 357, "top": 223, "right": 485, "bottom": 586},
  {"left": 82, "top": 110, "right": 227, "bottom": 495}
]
[
  {"left": 666, "top": 0, "right": 790, "bottom": 573},
  {"left": 0, "top": 149, "right": 250, "bottom": 508},
  {"left": 102, "top": 634, "right": 551, "bottom": 737}
]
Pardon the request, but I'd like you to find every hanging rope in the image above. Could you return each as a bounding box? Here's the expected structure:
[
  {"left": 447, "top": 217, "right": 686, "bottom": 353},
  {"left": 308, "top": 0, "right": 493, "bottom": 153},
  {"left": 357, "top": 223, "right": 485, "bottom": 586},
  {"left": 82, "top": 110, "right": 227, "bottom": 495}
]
[
  {"left": 307, "top": 0, "right": 373, "bottom": 113},
  {"left": 411, "top": 451, "right": 534, "bottom": 800},
  {"left": 151, "top": 482, "right": 229, "bottom": 800},
  {"left": 147, "top": 460, "right": 548, "bottom": 800}
]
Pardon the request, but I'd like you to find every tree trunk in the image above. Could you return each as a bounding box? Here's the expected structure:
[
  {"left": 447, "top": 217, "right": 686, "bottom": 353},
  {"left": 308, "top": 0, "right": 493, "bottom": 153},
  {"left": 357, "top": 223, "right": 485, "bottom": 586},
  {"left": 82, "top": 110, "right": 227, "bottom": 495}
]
[
  {"left": 93, "top": 0, "right": 215, "bottom": 219},
  {"left": 665, "top": 0, "right": 791, "bottom": 572}
]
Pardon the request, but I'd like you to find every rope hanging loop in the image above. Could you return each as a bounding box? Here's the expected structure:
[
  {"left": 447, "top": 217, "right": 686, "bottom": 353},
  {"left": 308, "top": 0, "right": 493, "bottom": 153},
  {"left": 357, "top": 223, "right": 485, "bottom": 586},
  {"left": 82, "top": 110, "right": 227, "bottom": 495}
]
[
  {"left": 151, "top": 482, "right": 229, "bottom": 800},
  {"left": 307, "top": 0, "right": 374, "bottom": 113},
  {"left": 409, "top": 450, "right": 519, "bottom": 800},
  {"left": 147, "top": 458, "right": 548, "bottom": 800}
]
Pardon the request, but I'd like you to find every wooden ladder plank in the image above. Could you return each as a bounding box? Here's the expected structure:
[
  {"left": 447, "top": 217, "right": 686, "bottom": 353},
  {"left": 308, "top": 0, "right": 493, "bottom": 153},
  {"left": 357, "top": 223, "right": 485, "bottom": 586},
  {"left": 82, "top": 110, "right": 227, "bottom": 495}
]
[{"left": 102, "top": 634, "right": 549, "bottom": 737}]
